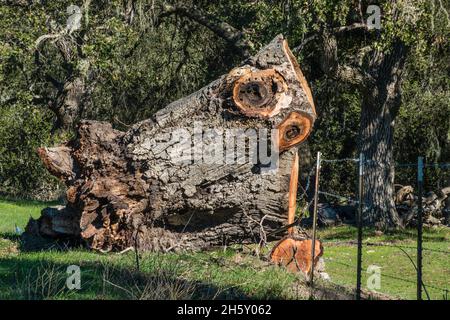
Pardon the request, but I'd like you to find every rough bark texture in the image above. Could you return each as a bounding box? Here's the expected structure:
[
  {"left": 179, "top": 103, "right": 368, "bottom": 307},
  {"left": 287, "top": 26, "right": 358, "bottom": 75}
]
[
  {"left": 310, "top": 24, "right": 408, "bottom": 229},
  {"left": 35, "top": 34, "right": 90, "bottom": 131},
  {"left": 359, "top": 41, "right": 408, "bottom": 229},
  {"left": 26, "top": 35, "right": 317, "bottom": 252}
]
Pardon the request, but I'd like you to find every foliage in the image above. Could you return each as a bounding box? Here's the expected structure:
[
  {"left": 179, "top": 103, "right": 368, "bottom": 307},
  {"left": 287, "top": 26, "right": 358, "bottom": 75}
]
[
  {"left": 0, "top": 0, "right": 449, "bottom": 197},
  {"left": 0, "top": 104, "right": 63, "bottom": 199}
]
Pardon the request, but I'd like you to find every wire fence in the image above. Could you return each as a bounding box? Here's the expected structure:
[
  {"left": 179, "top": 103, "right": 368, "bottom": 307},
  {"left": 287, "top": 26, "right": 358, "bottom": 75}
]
[
  {"left": 306, "top": 153, "right": 450, "bottom": 300},
  {"left": 320, "top": 244, "right": 449, "bottom": 300}
]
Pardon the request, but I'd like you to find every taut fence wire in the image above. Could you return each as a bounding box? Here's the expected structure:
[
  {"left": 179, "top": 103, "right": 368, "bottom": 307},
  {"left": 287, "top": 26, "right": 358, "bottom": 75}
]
[{"left": 307, "top": 152, "right": 449, "bottom": 300}]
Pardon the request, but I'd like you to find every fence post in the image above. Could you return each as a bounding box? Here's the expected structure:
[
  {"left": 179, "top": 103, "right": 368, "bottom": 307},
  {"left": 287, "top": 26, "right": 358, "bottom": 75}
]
[
  {"left": 417, "top": 156, "right": 424, "bottom": 300},
  {"left": 310, "top": 151, "right": 321, "bottom": 298},
  {"left": 356, "top": 152, "right": 364, "bottom": 300}
]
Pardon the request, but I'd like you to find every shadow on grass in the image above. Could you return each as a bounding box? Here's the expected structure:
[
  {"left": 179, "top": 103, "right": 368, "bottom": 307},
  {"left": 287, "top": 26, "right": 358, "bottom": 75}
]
[
  {"left": 0, "top": 232, "right": 21, "bottom": 242},
  {"left": 0, "top": 255, "right": 252, "bottom": 300},
  {"left": 18, "top": 232, "right": 85, "bottom": 252}
]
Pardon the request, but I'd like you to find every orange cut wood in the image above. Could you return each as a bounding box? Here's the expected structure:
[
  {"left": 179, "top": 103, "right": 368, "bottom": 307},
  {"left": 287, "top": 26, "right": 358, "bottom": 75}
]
[
  {"left": 277, "top": 111, "right": 314, "bottom": 151},
  {"left": 270, "top": 238, "right": 323, "bottom": 274},
  {"left": 287, "top": 153, "right": 299, "bottom": 233},
  {"left": 270, "top": 151, "right": 323, "bottom": 276},
  {"left": 232, "top": 69, "right": 288, "bottom": 118}
]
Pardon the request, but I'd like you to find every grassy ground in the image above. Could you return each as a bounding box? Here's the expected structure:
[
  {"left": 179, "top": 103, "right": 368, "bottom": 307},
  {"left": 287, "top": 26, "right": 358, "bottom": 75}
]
[
  {"left": 0, "top": 198, "right": 448, "bottom": 300},
  {"left": 318, "top": 226, "right": 450, "bottom": 300}
]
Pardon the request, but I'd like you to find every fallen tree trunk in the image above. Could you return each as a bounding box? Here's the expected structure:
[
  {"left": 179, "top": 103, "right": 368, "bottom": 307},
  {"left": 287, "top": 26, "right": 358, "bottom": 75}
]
[{"left": 25, "top": 35, "right": 317, "bottom": 252}]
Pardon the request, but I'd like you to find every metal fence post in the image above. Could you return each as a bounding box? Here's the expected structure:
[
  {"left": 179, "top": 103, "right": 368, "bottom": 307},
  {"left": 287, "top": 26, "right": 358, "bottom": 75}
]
[
  {"left": 417, "top": 156, "right": 424, "bottom": 300},
  {"left": 310, "top": 151, "right": 321, "bottom": 298},
  {"left": 356, "top": 152, "right": 364, "bottom": 300}
]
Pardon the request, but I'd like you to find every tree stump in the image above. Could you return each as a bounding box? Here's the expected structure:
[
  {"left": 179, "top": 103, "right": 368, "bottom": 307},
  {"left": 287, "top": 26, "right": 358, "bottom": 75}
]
[{"left": 25, "top": 35, "right": 317, "bottom": 252}]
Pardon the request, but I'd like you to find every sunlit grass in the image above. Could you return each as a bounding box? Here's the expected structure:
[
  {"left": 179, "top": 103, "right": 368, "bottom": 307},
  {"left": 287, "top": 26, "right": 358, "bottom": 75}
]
[
  {"left": 0, "top": 198, "right": 448, "bottom": 300},
  {"left": 319, "top": 225, "right": 450, "bottom": 300},
  {"left": 0, "top": 197, "right": 58, "bottom": 235}
]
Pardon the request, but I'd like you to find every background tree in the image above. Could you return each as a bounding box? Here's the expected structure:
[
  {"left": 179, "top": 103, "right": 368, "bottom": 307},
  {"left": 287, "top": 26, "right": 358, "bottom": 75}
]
[{"left": 0, "top": 0, "right": 448, "bottom": 230}]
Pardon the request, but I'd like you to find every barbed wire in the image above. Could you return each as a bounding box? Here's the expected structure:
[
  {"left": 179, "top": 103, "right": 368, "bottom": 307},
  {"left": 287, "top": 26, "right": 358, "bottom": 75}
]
[
  {"left": 323, "top": 257, "right": 449, "bottom": 295},
  {"left": 365, "top": 242, "right": 450, "bottom": 255},
  {"left": 322, "top": 258, "right": 353, "bottom": 268},
  {"left": 377, "top": 271, "right": 448, "bottom": 294},
  {"left": 321, "top": 239, "right": 450, "bottom": 255},
  {"left": 321, "top": 158, "right": 359, "bottom": 163},
  {"left": 425, "top": 163, "right": 450, "bottom": 169},
  {"left": 318, "top": 190, "right": 359, "bottom": 204},
  {"left": 319, "top": 158, "right": 450, "bottom": 169},
  {"left": 364, "top": 162, "right": 450, "bottom": 169},
  {"left": 317, "top": 152, "right": 450, "bottom": 169},
  {"left": 306, "top": 154, "right": 449, "bottom": 299},
  {"left": 394, "top": 162, "right": 450, "bottom": 169}
]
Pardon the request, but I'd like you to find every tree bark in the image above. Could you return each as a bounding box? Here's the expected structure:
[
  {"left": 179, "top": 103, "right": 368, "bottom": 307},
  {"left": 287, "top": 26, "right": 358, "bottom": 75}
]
[
  {"left": 154, "top": 4, "right": 411, "bottom": 231},
  {"left": 359, "top": 41, "right": 409, "bottom": 229},
  {"left": 314, "top": 26, "right": 408, "bottom": 229},
  {"left": 26, "top": 35, "right": 317, "bottom": 252}
]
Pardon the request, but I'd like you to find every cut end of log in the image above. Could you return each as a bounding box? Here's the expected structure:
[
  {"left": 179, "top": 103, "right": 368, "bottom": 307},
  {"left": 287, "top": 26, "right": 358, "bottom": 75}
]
[
  {"left": 277, "top": 111, "right": 313, "bottom": 151},
  {"left": 232, "top": 69, "right": 288, "bottom": 118},
  {"left": 229, "top": 35, "right": 316, "bottom": 152},
  {"left": 270, "top": 237, "right": 323, "bottom": 275}
]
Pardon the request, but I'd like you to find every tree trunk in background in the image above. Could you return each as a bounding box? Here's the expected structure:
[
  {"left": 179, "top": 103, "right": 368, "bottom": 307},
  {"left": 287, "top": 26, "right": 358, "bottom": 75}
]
[
  {"left": 51, "top": 77, "right": 86, "bottom": 131},
  {"left": 360, "top": 90, "right": 401, "bottom": 228},
  {"left": 25, "top": 35, "right": 318, "bottom": 252},
  {"left": 359, "top": 41, "right": 408, "bottom": 229}
]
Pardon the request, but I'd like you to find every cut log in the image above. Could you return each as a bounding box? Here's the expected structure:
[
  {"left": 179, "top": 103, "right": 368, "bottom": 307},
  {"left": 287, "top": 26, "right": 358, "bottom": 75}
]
[
  {"left": 394, "top": 185, "right": 414, "bottom": 206},
  {"left": 441, "top": 187, "right": 450, "bottom": 197},
  {"left": 444, "top": 197, "right": 450, "bottom": 226},
  {"left": 270, "top": 152, "right": 324, "bottom": 278},
  {"left": 270, "top": 237, "right": 323, "bottom": 275},
  {"left": 397, "top": 185, "right": 450, "bottom": 227},
  {"left": 25, "top": 35, "right": 317, "bottom": 252}
]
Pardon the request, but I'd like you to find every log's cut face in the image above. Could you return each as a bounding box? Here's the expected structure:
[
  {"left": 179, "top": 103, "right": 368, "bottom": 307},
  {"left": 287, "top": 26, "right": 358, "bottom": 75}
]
[
  {"left": 27, "top": 35, "right": 317, "bottom": 252},
  {"left": 270, "top": 238, "right": 323, "bottom": 274}
]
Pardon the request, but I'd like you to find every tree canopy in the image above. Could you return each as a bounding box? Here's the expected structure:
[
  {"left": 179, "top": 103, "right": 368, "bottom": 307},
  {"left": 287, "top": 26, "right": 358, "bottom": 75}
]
[{"left": 0, "top": 0, "right": 448, "bottom": 222}]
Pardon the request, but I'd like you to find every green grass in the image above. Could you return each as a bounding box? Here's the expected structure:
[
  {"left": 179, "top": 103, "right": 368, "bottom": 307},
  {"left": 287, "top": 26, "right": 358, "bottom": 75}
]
[
  {"left": 0, "top": 198, "right": 301, "bottom": 300},
  {"left": 0, "top": 198, "right": 449, "bottom": 300},
  {"left": 318, "top": 225, "right": 450, "bottom": 300},
  {"left": 0, "top": 197, "right": 58, "bottom": 235},
  {"left": 0, "top": 198, "right": 60, "bottom": 255},
  {"left": 0, "top": 249, "right": 300, "bottom": 300}
]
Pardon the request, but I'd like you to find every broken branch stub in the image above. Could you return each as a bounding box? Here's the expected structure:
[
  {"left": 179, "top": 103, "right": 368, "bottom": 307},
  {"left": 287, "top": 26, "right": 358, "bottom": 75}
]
[{"left": 26, "top": 34, "right": 317, "bottom": 252}]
